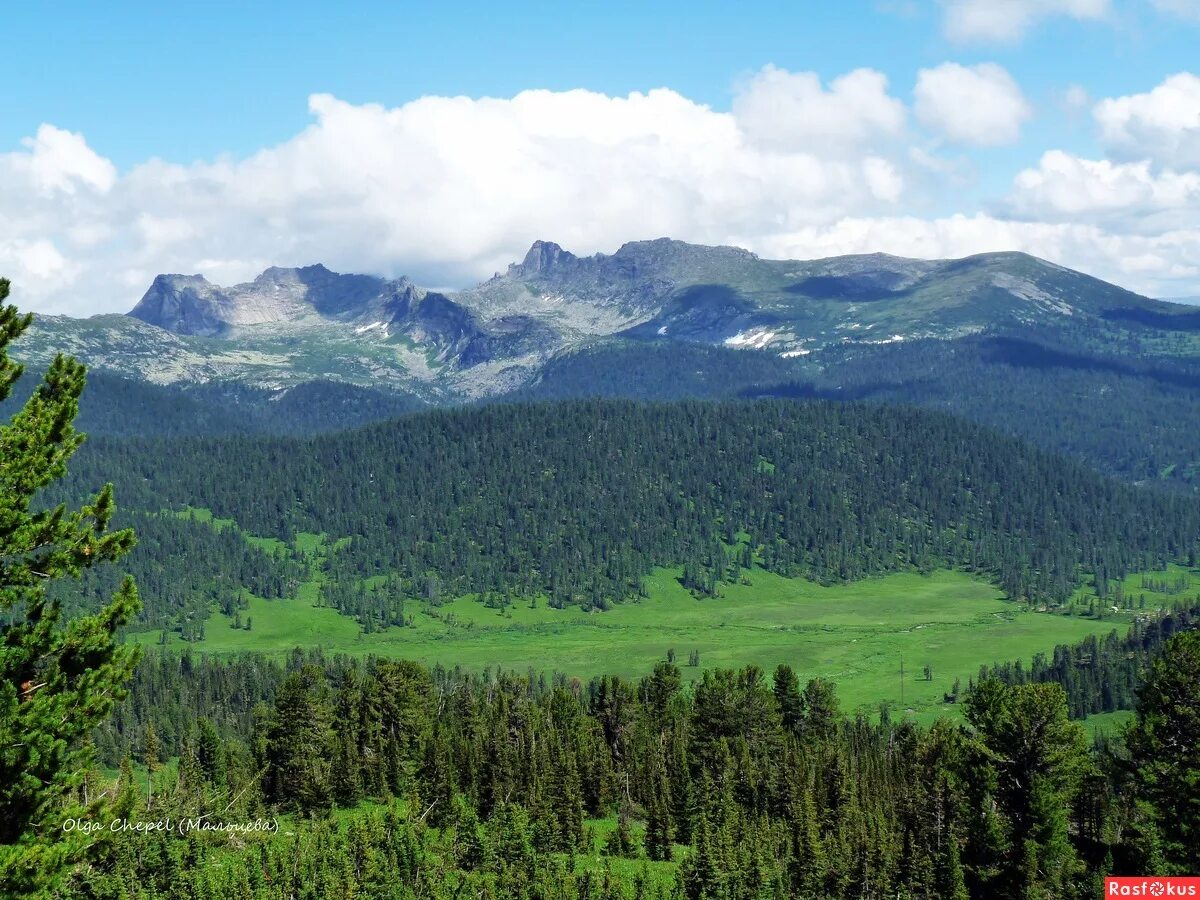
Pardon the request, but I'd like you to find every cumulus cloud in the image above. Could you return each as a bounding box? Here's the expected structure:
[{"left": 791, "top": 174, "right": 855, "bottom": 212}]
[
  {"left": 914, "top": 63, "right": 1032, "bottom": 146},
  {"left": 0, "top": 69, "right": 922, "bottom": 315},
  {"left": 939, "top": 0, "right": 1110, "bottom": 44},
  {"left": 6, "top": 125, "right": 117, "bottom": 196},
  {"left": 991, "top": 71, "right": 1200, "bottom": 296},
  {"left": 732, "top": 66, "right": 906, "bottom": 150},
  {"left": 1009, "top": 150, "right": 1200, "bottom": 228},
  {"left": 2, "top": 66, "right": 1200, "bottom": 313},
  {"left": 751, "top": 214, "right": 1200, "bottom": 298},
  {"left": 1095, "top": 72, "right": 1200, "bottom": 168}
]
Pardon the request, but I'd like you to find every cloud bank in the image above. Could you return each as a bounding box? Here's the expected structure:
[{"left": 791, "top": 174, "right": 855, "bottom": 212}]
[{"left": 2, "top": 66, "right": 1199, "bottom": 314}]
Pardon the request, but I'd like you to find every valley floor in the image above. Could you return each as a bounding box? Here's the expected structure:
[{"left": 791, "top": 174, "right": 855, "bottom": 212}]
[{"left": 129, "top": 522, "right": 1196, "bottom": 723}]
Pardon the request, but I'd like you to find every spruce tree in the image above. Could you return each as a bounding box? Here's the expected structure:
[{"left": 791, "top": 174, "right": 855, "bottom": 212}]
[
  {"left": 1125, "top": 630, "right": 1200, "bottom": 873},
  {"left": 0, "top": 282, "right": 140, "bottom": 896}
]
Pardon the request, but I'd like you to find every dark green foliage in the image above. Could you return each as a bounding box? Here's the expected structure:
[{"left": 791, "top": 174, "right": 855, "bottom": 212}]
[
  {"left": 51, "top": 509, "right": 305, "bottom": 630},
  {"left": 66, "top": 619, "right": 1200, "bottom": 899},
  {"left": 961, "top": 681, "right": 1091, "bottom": 897},
  {"left": 0, "top": 282, "right": 141, "bottom": 896},
  {"left": 1124, "top": 631, "right": 1200, "bottom": 874},
  {"left": 518, "top": 339, "right": 804, "bottom": 403},
  {"left": 58, "top": 399, "right": 1200, "bottom": 617},
  {"left": 750, "top": 333, "right": 1200, "bottom": 493},
  {"left": 264, "top": 665, "right": 336, "bottom": 813},
  {"left": 0, "top": 370, "right": 427, "bottom": 438}
]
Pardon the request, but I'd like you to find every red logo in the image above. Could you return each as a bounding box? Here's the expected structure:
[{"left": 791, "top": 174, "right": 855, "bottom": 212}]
[{"left": 1106, "top": 878, "right": 1200, "bottom": 897}]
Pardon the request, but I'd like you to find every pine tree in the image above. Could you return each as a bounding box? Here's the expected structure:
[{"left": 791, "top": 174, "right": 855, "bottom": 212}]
[
  {"left": 962, "top": 680, "right": 1089, "bottom": 897},
  {"left": 0, "top": 282, "right": 141, "bottom": 897},
  {"left": 266, "top": 666, "right": 335, "bottom": 813},
  {"left": 144, "top": 723, "right": 159, "bottom": 808},
  {"left": 1125, "top": 631, "right": 1200, "bottom": 873},
  {"left": 772, "top": 665, "right": 804, "bottom": 735},
  {"left": 644, "top": 765, "right": 674, "bottom": 862},
  {"left": 604, "top": 807, "right": 637, "bottom": 858}
]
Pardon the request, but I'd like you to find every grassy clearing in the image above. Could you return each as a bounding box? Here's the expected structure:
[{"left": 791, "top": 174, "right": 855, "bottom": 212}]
[
  {"left": 1084, "top": 709, "right": 1136, "bottom": 740},
  {"left": 130, "top": 514, "right": 1171, "bottom": 723}
]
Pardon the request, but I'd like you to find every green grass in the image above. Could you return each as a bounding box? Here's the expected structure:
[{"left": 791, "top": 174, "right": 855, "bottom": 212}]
[
  {"left": 131, "top": 535, "right": 1154, "bottom": 723},
  {"left": 1084, "top": 709, "right": 1136, "bottom": 741}
]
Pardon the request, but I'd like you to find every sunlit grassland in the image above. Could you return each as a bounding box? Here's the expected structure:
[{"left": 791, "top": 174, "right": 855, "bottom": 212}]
[{"left": 126, "top": 516, "right": 1195, "bottom": 724}]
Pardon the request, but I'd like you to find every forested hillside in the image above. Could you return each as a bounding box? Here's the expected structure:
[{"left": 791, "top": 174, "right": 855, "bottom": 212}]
[
  {"left": 522, "top": 334, "right": 1200, "bottom": 492},
  {"left": 747, "top": 333, "right": 1200, "bottom": 491},
  {"left": 56, "top": 400, "right": 1200, "bottom": 626},
  {"left": 49, "top": 510, "right": 305, "bottom": 630}
]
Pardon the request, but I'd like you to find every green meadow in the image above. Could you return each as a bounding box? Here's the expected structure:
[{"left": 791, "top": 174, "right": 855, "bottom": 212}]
[{"left": 127, "top": 518, "right": 1193, "bottom": 724}]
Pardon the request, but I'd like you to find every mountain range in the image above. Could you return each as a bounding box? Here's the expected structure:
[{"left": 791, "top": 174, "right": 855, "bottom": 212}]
[
  {"left": 19, "top": 238, "right": 1197, "bottom": 398},
  {"left": 11, "top": 238, "right": 1200, "bottom": 489}
]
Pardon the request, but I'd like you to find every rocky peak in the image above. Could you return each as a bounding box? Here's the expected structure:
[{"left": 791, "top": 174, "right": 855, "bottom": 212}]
[
  {"left": 129, "top": 274, "right": 231, "bottom": 337},
  {"left": 253, "top": 263, "right": 334, "bottom": 284},
  {"left": 509, "top": 241, "right": 577, "bottom": 278}
]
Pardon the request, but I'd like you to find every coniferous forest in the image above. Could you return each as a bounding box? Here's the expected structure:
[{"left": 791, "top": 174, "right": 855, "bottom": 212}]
[
  {"left": 53, "top": 399, "right": 1200, "bottom": 629},
  {"left": 3, "top": 266, "right": 1200, "bottom": 900}
]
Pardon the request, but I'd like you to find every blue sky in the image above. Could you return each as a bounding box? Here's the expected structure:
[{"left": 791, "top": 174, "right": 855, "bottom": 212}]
[
  {"left": 5, "top": 1, "right": 1190, "bottom": 166},
  {"left": 3, "top": 0, "right": 1199, "bottom": 313}
]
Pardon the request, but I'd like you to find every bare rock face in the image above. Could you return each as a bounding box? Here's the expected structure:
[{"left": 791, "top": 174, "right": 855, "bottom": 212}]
[
  {"left": 129, "top": 265, "right": 394, "bottom": 334},
  {"left": 508, "top": 240, "right": 576, "bottom": 278},
  {"left": 129, "top": 274, "right": 232, "bottom": 336}
]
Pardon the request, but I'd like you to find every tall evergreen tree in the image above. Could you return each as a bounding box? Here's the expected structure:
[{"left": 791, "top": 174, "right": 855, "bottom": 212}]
[
  {"left": 0, "top": 281, "right": 141, "bottom": 896},
  {"left": 1125, "top": 630, "right": 1200, "bottom": 874},
  {"left": 962, "top": 681, "right": 1089, "bottom": 898}
]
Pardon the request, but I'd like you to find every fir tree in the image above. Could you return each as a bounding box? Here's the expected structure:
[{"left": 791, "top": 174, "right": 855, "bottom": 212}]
[
  {"left": 0, "top": 282, "right": 141, "bottom": 897},
  {"left": 1125, "top": 631, "right": 1200, "bottom": 873}
]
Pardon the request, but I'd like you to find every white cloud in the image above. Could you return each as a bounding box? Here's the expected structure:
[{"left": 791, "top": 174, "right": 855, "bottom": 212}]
[
  {"left": 1150, "top": 0, "right": 1200, "bottom": 21},
  {"left": 0, "top": 68, "right": 920, "bottom": 315},
  {"left": 1009, "top": 150, "right": 1200, "bottom": 228},
  {"left": 915, "top": 62, "right": 1032, "bottom": 146},
  {"left": 732, "top": 65, "right": 906, "bottom": 150},
  {"left": 7, "top": 125, "right": 117, "bottom": 196},
  {"left": 939, "top": 0, "right": 1110, "bottom": 44},
  {"left": 750, "top": 214, "right": 1200, "bottom": 298},
  {"left": 1095, "top": 72, "right": 1200, "bottom": 168}
]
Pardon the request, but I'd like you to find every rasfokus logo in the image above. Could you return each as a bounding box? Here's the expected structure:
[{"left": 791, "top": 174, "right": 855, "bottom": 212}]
[{"left": 1106, "top": 878, "right": 1200, "bottom": 897}]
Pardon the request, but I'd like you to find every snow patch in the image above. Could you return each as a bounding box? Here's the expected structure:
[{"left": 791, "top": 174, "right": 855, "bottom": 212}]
[{"left": 724, "top": 327, "right": 793, "bottom": 350}]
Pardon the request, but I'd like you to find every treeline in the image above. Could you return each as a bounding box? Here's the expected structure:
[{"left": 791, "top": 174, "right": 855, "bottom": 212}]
[
  {"left": 57, "top": 400, "right": 1200, "bottom": 615},
  {"left": 0, "top": 367, "right": 427, "bottom": 438},
  {"left": 977, "top": 602, "right": 1200, "bottom": 719},
  {"left": 70, "top": 633, "right": 1200, "bottom": 898}
]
